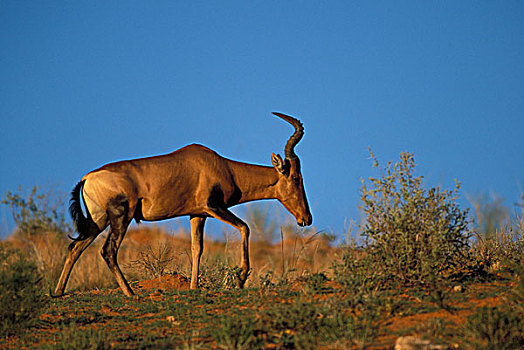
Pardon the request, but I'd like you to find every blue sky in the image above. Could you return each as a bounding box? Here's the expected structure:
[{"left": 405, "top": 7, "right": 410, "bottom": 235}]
[{"left": 1, "top": 1, "right": 523, "bottom": 239}]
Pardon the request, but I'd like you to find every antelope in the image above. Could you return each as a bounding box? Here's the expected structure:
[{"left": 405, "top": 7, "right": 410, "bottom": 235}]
[{"left": 54, "top": 112, "right": 312, "bottom": 297}]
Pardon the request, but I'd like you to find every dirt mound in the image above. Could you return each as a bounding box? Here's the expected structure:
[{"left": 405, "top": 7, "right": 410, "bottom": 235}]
[{"left": 135, "top": 274, "right": 190, "bottom": 291}]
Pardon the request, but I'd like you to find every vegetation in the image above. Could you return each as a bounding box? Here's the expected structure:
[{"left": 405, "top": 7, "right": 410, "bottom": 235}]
[
  {"left": 128, "top": 242, "right": 177, "bottom": 278},
  {"left": 463, "top": 306, "right": 523, "bottom": 350},
  {"left": 461, "top": 261, "right": 524, "bottom": 349},
  {"left": 1, "top": 151, "right": 523, "bottom": 349},
  {"left": 359, "top": 150, "right": 470, "bottom": 288},
  {"left": 0, "top": 245, "right": 47, "bottom": 336},
  {"left": 470, "top": 193, "right": 524, "bottom": 273},
  {"left": 1, "top": 186, "right": 71, "bottom": 238},
  {"left": 463, "top": 263, "right": 523, "bottom": 350}
]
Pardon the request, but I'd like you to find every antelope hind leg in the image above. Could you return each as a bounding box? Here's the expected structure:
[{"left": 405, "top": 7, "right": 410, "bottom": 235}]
[
  {"left": 101, "top": 195, "right": 134, "bottom": 297},
  {"left": 54, "top": 233, "right": 99, "bottom": 296}
]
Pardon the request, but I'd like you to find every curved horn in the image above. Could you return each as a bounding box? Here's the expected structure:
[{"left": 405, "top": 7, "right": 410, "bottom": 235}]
[{"left": 272, "top": 112, "right": 304, "bottom": 160}]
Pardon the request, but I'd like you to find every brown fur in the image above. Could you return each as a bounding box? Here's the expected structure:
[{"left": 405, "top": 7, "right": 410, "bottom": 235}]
[{"left": 55, "top": 113, "right": 312, "bottom": 297}]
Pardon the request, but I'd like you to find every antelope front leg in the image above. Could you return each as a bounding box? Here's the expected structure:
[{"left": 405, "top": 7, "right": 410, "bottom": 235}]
[
  {"left": 237, "top": 223, "right": 250, "bottom": 287},
  {"left": 204, "top": 206, "right": 250, "bottom": 288},
  {"left": 190, "top": 216, "right": 206, "bottom": 289}
]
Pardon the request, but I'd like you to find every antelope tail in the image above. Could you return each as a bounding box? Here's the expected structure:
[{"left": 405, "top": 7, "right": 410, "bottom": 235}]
[{"left": 68, "top": 180, "right": 96, "bottom": 241}]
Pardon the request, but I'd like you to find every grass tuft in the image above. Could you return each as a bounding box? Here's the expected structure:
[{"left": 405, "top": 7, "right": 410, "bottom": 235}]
[{"left": 0, "top": 245, "right": 47, "bottom": 336}]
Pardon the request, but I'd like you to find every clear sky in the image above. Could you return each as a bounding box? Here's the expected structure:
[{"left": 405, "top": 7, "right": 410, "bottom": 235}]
[{"left": 1, "top": 1, "right": 523, "bottom": 239}]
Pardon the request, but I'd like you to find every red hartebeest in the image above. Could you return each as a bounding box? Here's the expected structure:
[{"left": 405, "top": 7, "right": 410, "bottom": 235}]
[{"left": 54, "top": 112, "right": 312, "bottom": 297}]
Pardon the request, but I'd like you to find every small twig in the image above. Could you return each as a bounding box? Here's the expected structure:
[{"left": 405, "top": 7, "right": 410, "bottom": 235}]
[
  {"left": 291, "top": 229, "right": 298, "bottom": 272},
  {"left": 280, "top": 228, "right": 285, "bottom": 279}
]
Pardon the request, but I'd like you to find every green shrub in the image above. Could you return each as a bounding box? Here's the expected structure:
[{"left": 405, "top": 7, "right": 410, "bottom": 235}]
[
  {"left": 463, "top": 306, "right": 523, "bottom": 350},
  {"left": 2, "top": 186, "right": 71, "bottom": 238},
  {"left": 358, "top": 150, "right": 470, "bottom": 288},
  {"left": 321, "top": 296, "right": 383, "bottom": 349},
  {"left": 0, "top": 245, "right": 47, "bottom": 336},
  {"left": 299, "top": 272, "right": 329, "bottom": 294},
  {"left": 333, "top": 243, "right": 386, "bottom": 293},
  {"left": 42, "top": 323, "right": 110, "bottom": 350},
  {"left": 259, "top": 299, "right": 324, "bottom": 349},
  {"left": 208, "top": 314, "right": 261, "bottom": 350},
  {"left": 2, "top": 186, "right": 71, "bottom": 291},
  {"left": 259, "top": 296, "right": 382, "bottom": 349},
  {"left": 505, "top": 260, "right": 524, "bottom": 317}
]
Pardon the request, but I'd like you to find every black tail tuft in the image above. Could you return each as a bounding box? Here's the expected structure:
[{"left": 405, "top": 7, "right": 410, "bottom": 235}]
[{"left": 68, "top": 181, "right": 94, "bottom": 241}]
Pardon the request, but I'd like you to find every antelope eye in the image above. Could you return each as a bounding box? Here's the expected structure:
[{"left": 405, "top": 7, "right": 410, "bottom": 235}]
[{"left": 291, "top": 175, "right": 300, "bottom": 184}]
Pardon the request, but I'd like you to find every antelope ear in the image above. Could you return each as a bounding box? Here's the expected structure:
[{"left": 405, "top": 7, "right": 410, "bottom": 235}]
[{"left": 271, "top": 153, "right": 287, "bottom": 175}]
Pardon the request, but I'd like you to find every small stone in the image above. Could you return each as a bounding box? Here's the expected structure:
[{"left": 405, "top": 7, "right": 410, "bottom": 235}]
[
  {"left": 166, "top": 315, "right": 181, "bottom": 326},
  {"left": 453, "top": 285, "right": 464, "bottom": 293},
  {"left": 395, "top": 336, "right": 430, "bottom": 350},
  {"left": 394, "top": 336, "right": 450, "bottom": 350}
]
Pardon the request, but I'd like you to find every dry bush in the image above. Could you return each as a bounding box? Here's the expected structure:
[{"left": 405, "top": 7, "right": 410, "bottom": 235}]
[
  {"left": 249, "top": 228, "right": 335, "bottom": 284},
  {"left": 3, "top": 220, "right": 337, "bottom": 293},
  {"left": 78, "top": 224, "right": 336, "bottom": 291},
  {"left": 1, "top": 184, "right": 336, "bottom": 292},
  {"left": 4, "top": 223, "right": 338, "bottom": 293},
  {"left": 6, "top": 231, "right": 120, "bottom": 292}
]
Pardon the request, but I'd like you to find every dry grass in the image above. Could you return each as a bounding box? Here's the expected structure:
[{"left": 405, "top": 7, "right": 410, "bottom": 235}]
[{"left": 2, "top": 224, "right": 337, "bottom": 293}]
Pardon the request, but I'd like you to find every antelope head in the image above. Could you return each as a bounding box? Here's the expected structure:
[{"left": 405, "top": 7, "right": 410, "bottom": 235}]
[{"left": 271, "top": 112, "right": 312, "bottom": 227}]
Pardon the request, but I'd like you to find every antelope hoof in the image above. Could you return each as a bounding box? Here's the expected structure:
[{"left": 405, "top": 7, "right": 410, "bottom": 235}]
[
  {"left": 237, "top": 272, "right": 249, "bottom": 288},
  {"left": 50, "top": 291, "right": 64, "bottom": 299},
  {"left": 121, "top": 287, "right": 135, "bottom": 297}
]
